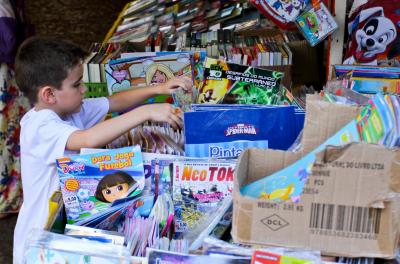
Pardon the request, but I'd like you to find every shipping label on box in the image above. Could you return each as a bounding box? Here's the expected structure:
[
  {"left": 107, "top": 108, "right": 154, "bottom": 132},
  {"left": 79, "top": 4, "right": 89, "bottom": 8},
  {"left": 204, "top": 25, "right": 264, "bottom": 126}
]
[{"left": 232, "top": 144, "right": 400, "bottom": 258}]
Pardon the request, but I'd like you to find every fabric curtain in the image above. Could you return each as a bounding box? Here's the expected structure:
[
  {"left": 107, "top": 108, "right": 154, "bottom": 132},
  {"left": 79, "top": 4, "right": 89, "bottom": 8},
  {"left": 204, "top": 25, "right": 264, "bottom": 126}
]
[{"left": 0, "top": 63, "right": 30, "bottom": 214}]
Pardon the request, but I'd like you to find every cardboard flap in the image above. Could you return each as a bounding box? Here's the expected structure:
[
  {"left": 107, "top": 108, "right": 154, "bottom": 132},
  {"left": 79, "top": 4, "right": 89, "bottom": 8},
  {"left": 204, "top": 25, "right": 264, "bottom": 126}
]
[
  {"left": 235, "top": 148, "right": 301, "bottom": 188},
  {"left": 390, "top": 151, "right": 400, "bottom": 193},
  {"left": 301, "top": 94, "right": 362, "bottom": 154},
  {"left": 315, "top": 143, "right": 353, "bottom": 163},
  {"left": 314, "top": 143, "right": 400, "bottom": 205}
]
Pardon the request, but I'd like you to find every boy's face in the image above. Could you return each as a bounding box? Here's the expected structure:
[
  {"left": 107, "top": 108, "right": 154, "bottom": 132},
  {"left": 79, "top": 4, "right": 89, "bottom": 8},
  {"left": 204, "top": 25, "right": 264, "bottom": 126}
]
[{"left": 54, "top": 64, "right": 86, "bottom": 116}]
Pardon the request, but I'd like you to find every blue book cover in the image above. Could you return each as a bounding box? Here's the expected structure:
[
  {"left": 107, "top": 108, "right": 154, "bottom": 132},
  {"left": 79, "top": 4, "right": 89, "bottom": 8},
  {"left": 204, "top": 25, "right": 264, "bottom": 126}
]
[
  {"left": 57, "top": 146, "right": 145, "bottom": 224},
  {"left": 184, "top": 106, "right": 298, "bottom": 158},
  {"left": 334, "top": 65, "right": 400, "bottom": 79}
]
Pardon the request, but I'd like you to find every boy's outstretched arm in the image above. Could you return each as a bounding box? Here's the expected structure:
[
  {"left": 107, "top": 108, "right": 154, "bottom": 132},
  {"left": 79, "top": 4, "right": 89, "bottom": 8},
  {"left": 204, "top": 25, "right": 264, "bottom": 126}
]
[
  {"left": 108, "top": 76, "right": 192, "bottom": 113},
  {"left": 66, "top": 103, "right": 182, "bottom": 151}
]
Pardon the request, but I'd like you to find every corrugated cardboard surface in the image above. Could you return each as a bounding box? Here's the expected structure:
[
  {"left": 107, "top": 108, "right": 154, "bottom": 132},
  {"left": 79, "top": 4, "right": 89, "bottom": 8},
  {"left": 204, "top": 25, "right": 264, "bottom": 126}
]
[
  {"left": 301, "top": 94, "right": 363, "bottom": 154},
  {"left": 232, "top": 144, "right": 400, "bottom": 258},
  {"left": 232, "top": 96, "right": 400, "bottom": 258}
]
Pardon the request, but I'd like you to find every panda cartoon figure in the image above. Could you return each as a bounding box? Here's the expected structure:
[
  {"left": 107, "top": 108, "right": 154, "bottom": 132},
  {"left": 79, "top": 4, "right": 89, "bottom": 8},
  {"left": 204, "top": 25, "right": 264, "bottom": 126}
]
[{"left": 344, "top": 5, "right": 398, "bottom": 65}]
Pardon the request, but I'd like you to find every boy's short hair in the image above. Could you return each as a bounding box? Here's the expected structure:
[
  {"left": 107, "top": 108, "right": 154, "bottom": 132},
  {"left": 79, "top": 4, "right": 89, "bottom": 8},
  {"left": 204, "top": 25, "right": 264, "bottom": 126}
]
[{"left": 15, "top": 36, "right": 88, "bottom": 103}]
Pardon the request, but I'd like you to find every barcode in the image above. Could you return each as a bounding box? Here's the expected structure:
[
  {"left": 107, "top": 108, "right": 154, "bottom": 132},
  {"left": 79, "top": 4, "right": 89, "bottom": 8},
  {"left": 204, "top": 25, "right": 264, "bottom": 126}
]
[
  {"left": 309, "top": 203, "right": 382, "bottom": 234},
  {"left": 338, "top": 257, "right": 375, "bottom": 264}
]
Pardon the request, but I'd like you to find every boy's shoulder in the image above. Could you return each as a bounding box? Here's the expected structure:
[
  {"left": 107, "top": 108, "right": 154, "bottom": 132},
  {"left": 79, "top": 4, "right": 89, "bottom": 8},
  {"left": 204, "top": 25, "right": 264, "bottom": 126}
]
[{"left": 21, "top": 108, "right": 62, "bottom": 128}]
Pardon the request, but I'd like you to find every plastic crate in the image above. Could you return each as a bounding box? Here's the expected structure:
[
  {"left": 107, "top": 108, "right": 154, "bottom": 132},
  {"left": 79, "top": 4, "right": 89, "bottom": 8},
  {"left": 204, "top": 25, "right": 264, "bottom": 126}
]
[{"left": 84, "top": 82, "right": 108, "bottom": 98}]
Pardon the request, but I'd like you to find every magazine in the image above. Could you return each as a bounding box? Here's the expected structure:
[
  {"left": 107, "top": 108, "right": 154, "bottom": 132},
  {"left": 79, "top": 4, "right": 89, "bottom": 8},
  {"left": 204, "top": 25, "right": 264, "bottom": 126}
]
[
  {"left": 171, "top": 160, "right": 236, "bottom": 239},
  {"left": 56, "top": 146, "right": 145, "bottom": 224},
  {"left": 197, "top": 57, "right": 284, "bottom": 105},
  {"left": 172, "top": 160, "right": 235, "bottom": 204}
]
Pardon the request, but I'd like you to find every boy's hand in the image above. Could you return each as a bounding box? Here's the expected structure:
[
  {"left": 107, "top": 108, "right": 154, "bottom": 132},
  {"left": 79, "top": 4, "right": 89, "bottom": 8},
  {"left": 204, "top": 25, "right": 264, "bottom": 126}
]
[
  {"left": 144, "top": 103, "right": 183, "bottom": 129},
  {"left": 158, "top": 76, "right": 193, "bottom": 95}
]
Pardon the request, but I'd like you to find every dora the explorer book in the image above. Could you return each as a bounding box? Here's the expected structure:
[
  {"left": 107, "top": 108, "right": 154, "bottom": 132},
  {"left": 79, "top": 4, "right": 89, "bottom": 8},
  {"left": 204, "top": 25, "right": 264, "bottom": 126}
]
[{"left": 56, "top": 146, "right": 145, "bottom": 224}]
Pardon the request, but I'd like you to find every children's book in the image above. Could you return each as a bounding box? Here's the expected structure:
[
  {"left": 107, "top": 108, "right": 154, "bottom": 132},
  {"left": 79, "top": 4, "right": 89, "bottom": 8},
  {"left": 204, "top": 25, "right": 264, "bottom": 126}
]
[
  {"left": 197, "top": 57, "right": 284, "bottom": 105},
  {"left": 241, "top": 120, "right": 361, "bottom": 200},
  {"left": 147, "top": 248, "right": 248, "bottom": 264},
  {"left": 391, "top": 96, "right": 400, "bottom": 146},
  {"left": 383, "top": 95, "right": 399, "bottom": 147},
  {"left": 356, "top": 95, "right": 386, "bottom": 145},
  {"left": 350, "top": 77, "right": 400, "bottom": 94},
  {"left": 141, "top": 153, "right": 192, "bottom": 196},
  {"left": 56, "top": 146, "right": 145, "bottom": 224},
  {"left": 119, "top": 51, "right": 205, "bottom": 90},
  {"left": 92, "top": 195, "right": 154, "bottom": 231},
  {"left": 295, "top": 2, "right": 338, "bottom": 46},
  {"left": 150, "top": 158, "right": 174, "bottom": 197},
  {"left": 334, "top": 65, "right": 400, "bottom": 79},
  {"left": 105, "top": 53, "right": 194, "bottom": 104},
  {"left": 249, "top": 0, "right": 310, "bottom": 30},
  {"left": 184, "top": 105, "right": 299, "bottom": 158},
  {"left": 356, "top": 94, "right": 400, "bottom": 147}
]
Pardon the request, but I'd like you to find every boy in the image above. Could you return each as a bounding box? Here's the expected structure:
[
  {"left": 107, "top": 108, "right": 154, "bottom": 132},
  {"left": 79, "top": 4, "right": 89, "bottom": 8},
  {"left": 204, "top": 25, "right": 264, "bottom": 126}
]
[{"left": 12, "top": 36, "right": 192, "bottom": 263}]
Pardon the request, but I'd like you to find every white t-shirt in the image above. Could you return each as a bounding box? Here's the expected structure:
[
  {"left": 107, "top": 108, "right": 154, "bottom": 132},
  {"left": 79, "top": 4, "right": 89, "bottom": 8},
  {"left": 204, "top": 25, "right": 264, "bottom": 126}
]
[{"left": 13, "top": 97, "right": 109, "bottom": 264}]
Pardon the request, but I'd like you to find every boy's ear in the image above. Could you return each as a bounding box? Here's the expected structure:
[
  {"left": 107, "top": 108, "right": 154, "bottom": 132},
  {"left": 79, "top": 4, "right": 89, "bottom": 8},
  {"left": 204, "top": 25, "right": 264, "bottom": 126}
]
[{"left": 39, "top": 86, "right": 56, "bottom": 104}]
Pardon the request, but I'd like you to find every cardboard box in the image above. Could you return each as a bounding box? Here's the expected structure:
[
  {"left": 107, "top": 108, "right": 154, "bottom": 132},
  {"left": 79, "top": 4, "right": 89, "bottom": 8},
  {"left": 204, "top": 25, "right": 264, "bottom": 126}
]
[
  {"left": 301, "top": 94, "right": 362, "bottom": 154},
  {"left": 232, "top": 95, "right": 400, "bottom": 258}
]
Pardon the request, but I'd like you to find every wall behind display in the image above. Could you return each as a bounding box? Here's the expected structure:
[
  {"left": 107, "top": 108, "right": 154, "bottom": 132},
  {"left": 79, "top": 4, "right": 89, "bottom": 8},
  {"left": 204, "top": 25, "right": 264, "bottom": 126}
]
[{"left": 25, "top": 0, "right": 131, "bottom": 49}]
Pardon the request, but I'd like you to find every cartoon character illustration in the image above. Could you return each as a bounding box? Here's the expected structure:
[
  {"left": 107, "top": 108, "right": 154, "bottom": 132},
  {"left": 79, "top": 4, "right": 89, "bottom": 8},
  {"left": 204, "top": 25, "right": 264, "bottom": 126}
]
[
  {"left": 291, "top": 0, "right": 305, "bottom": 10},
  {"left": 95, "top": 171, "right": 136, "bottom": 203},
  {"left": 77, "top": 188, "right": 90, "bottom": 201},
  {"left": 80, "top": 200, "right": 95, "bottom": 211},
  {"left": 272, "top": 0, "right": 285, "bottom": 11},
  {"left": 305, "top": 13, "right": 319, "bottom": 34},
  {"left": 145, "top": 63, "right": 175, "bottom": 85},
  {"left": 344, "top": 7, "right": 398, "bottom": 65},
  {"left": 272, "top": 0, "right": 306, "bottom": 17},
  {"left": 200, "top": 89, "right": 217, "bottom": 103},
  {"left": 258, "top": 183, "right": 294, "bottom": 201},
  {"left": 285, "top": 2, "right": 295, "bottom": 14}
]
